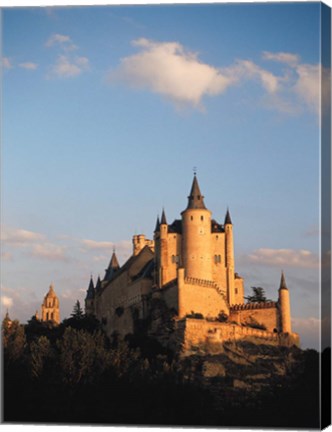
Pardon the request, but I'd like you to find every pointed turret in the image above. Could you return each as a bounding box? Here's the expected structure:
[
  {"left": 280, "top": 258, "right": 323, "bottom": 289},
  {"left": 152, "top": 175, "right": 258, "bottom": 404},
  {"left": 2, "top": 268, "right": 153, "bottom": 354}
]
[
  {"left": 278, "top": 271, "right": 291, "bottom": 333},
  {"left": 154, "top": 215, "right": 160, "bottom": 232},
  {"left": 160, "top": 208, "right": 167, "bottom": 225},
  {"left": 86, "top": 276, "right": 95, "bottom": 299},
  {"left": 279, "top": 271, "right": 288, "bottom": 290},
  {"left": 224, "top": 208, "right": 232, "bottom": 225},
  {"left": 104, "top": 252, "right": 120, "bottom": 281},
  {"left": 95, "top": 276, "right": 102, "bottom": 293},
  {"left": 186, "top": 174, "right": 207, "bottom": 210}
]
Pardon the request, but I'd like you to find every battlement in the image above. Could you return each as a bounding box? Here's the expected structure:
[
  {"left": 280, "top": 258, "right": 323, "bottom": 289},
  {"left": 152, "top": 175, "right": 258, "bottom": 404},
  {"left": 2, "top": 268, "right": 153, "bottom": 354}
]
[
  {"left": 184, "top": 276, "right": 227, "bottom": 302},
  {"left": 174, "top": 318, "right": 300, "bottom": 355},
  {"left": 230, "top": 301, "right": 277, "bottom": 311}
]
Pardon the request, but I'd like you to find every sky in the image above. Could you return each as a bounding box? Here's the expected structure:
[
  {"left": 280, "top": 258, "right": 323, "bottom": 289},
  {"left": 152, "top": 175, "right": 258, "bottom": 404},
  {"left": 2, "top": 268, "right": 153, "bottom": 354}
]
[{"left": 1, "top": 1, "right": 330, "bottom": 350}]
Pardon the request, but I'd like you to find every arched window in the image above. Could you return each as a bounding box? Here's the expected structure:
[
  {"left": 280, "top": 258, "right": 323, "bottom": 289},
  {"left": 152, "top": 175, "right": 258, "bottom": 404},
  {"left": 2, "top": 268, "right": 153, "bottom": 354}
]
[
  {"left": 190, "top": 216, "right": 193, "bottom": 221},
  {"left": 201, "top": 215, "right": 204, "bottom": 221}
]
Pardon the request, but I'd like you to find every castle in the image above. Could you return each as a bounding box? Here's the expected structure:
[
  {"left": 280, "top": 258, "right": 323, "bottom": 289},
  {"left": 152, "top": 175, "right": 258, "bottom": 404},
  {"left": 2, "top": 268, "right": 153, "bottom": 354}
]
[{"left": 85, "top": 175, "right": 299, "bottom": 352}]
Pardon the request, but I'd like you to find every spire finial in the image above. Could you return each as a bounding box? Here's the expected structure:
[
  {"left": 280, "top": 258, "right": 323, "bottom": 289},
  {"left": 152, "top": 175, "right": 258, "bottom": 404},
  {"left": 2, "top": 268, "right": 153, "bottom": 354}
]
[{"left": 193, "top": 166, "right": 197, "bottom": 176}]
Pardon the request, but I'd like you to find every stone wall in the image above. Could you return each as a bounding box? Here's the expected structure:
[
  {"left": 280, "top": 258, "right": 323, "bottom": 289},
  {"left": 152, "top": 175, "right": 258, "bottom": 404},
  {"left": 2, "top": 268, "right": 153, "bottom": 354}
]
[
  {"left": 229, "top": 302, "right": 279, "bottom": 332},
  {"left": 178, "top": 269, "right": 229, "bottom": 319},
  {"left": 179, "top": 318, "right": 300, "bottom": 355}
]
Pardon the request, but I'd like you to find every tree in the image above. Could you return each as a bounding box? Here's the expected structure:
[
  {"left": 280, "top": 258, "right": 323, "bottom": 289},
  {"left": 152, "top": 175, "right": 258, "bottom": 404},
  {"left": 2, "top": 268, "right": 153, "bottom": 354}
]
[
  {"left": 71, "top": 300, "right": 84, "bottom": 319},
  {"left": 2, "top": 319, "right": 27, "bottom": 363},
  {"left": 245, "top": 287, "right": 270, "bottom": 303},
  {"left": 29, "top": 336, "right": 52, "bottom": 379}
]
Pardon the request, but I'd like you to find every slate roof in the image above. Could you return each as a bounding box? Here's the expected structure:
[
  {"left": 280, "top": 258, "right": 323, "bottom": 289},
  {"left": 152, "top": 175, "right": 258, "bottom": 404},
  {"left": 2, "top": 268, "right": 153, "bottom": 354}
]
[
  {"left": 186, "top": 175, "right": 207, "bottom": 210},
  {"left": 279, "top": 271, "right": 288, "bottom": 290},
  {"left": 86, "top": 277, "right": 95, "bottom": 300},
  {"left": 168, "top": 219, "right": 182, "bottom": 234},
  {"left": 224, "top": 208, "right": 232, "bottom": 225}
]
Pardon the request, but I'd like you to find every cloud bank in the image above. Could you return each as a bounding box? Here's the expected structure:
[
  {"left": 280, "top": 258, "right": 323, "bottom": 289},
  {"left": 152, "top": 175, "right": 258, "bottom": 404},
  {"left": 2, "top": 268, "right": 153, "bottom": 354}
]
[
  {"left": 246, "top": 248, "right": 319, "bottom": 269},
  {"left": 108, "top": 39, "right": 322, "bottom": 114}
]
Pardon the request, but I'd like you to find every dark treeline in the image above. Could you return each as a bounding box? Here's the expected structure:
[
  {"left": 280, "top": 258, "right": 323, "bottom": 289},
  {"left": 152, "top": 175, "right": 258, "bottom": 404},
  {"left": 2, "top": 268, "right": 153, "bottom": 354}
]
[{"left": 2, "top": 311, "right": 323, "bottom": 428}]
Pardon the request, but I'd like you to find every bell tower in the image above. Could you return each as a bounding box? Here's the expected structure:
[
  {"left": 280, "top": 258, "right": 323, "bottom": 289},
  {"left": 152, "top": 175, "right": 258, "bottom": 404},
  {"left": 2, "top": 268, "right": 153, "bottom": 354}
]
[{"left": 41, "top": 283, "right": 60, "bottom": 324}]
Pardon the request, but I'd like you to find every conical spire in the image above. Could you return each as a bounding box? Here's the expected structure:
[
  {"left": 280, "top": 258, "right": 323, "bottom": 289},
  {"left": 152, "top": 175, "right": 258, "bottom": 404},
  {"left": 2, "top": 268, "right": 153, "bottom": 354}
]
[
  {"left": 224, "top": 208, "right": 232, "bottom": 225},
  {"left": 160, "top": 208, "right": 167, "bottom": 225},
  {"left": 186, "top": 175, "right": 207, "bottom": 210},
  {"left": 110, "top": 251, "right": 120, "bottom": 270},
  {"left": 279, "top": 271, "right": 288, "bottom": 290},
  {"left": 154, "top": 215, "right": 160, "bottom": 232},
  {"left": 104, "top": 252, "right": 120, "bottom": 281},
  {"left": 95, "top": 276, "right": 102, "bottom": 293},
  {"left": 86, "top": 276, "right": 95, "bottom": 299}
]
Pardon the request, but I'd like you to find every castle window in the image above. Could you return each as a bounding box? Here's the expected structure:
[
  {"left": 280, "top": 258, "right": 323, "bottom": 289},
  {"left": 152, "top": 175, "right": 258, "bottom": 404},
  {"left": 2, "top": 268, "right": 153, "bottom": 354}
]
[
  {"left": 214, "top": 255, "right": 221, "bottom": 264},
  {"left": 190, "top": 216, "right": 193, "bottom": 221},
  {"left": 216, "top": 235, "right": 219, "bottom": 240},
  {"left": 198, "top": 195, "right": 201, "bottom": 200},
  {"left": 235, "top": 288, "right": 238, "bottom": 294},
  {"left": 201, "top": 215, "right": 204, "bottom": 221}
]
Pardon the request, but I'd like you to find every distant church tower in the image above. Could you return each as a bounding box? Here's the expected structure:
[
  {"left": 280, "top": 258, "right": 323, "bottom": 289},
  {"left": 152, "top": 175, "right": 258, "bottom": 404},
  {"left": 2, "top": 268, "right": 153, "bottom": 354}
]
[{"left": 41, "top": 284, "right": 60, "bottom": 324}]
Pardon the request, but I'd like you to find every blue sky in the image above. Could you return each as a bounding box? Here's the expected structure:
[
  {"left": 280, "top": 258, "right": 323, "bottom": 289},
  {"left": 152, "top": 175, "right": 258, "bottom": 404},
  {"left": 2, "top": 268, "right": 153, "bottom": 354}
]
[{"left": 1, "top": 2, "right": 328, "bottom": 349}]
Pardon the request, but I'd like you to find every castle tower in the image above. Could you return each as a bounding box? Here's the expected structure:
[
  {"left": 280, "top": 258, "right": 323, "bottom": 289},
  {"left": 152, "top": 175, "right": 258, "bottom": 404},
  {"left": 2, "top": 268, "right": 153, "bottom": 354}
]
[
  {"left": 278, "top": 271, "right": 292, "bottom": 333},
  {"left": 41, "top": 284, "right": 60, "bottom": 324},
  {"left": 181, "top": 175, "right": 212, "bottom": 280},
  {"left": 224, "top": 209, "right": 236, "bottom": 305},
  {"left": 85, "top": 276, "right": 95, "bottom": 316},
  {"left": 159, "top": 208, "right": 169, "bottom": 286}
]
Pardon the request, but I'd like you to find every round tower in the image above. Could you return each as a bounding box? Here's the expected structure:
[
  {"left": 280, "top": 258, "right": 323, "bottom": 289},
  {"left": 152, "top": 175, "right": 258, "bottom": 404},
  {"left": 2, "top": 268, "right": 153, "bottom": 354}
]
[
  {"left": 181, "top": 175, "right": 212, "bottom": 280},
  {"left": 278, "top": 271, "right": 292, "bottom": 333},
  {"left": 224, "top": 209, "right": 236, "bottom": 305}
]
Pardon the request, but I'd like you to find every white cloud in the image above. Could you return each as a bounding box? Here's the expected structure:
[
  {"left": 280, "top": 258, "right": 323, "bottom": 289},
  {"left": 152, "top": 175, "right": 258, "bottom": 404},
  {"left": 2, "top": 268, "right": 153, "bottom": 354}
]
[
  {"left": 223, "top": 59, "right": 280, "bottom": 94},
  {"left": 2, "top": 227, "right": 45, "bottom": 245},
  {"left": 2, "top": 57, "right": 12, "bottom": 69},
  {"left": 19, "top": 62, "right": 38, "bottom": 70},
  {"left": 109, "top": 40, "right": 321, "bottom": 115},
  {"left": 49, "top": 55, "right": 89, "bottom": 78},
  {"left": 81, "top": 239, "right": 115, "bottom": 251},
  {"left": 45, "top": 33, "right": 71, "bottom": 47},
  {"left": 45, "top": 33, "right": 88, "bottom": 79},
  {"left": 293, "top": 63, "right": 320, "bottom": 114},
  {"left": 1, "top": 295, "right": 13, "bottom": 308},
  {"left": 262, "top": 51, "right": 300, "bottom": 66},
  {"left": 30, "top": 243, "right": 68, "bottom": 261},
  {"left": 246, "top": 248, "right": 319, "bottom": 269},
  {"left": 81, "top": 239, "right": 132, "bottom": 259},
  {"left": 109, "top": 38, "right": 234, "bottom": 108}
]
